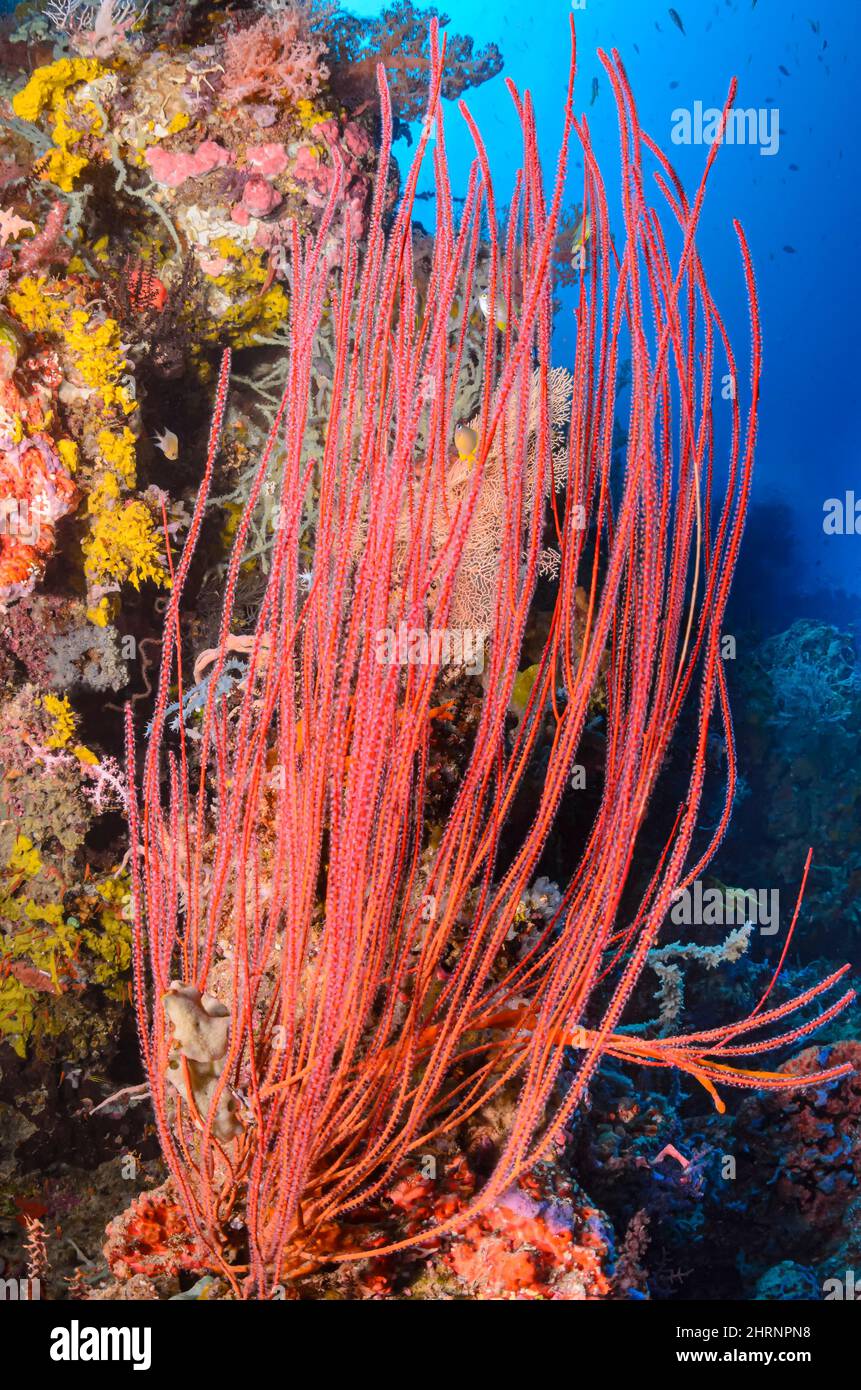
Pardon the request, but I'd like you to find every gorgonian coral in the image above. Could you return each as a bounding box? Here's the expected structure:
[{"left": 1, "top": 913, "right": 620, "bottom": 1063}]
[{"left": 127, "top": 23, "right": 854, "bottom": 1299}]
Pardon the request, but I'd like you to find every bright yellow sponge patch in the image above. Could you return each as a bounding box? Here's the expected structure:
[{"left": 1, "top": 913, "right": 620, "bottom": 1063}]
[
  {"left": 83, "top": 500, "right": 167, "bottom": 590},
  {"left": 57, "top": 438, "right": 79, "bottom": 473},
  {"left": 8, "top": 835, "right": 42, "bottom": 878},
  {"left": 43, "top": 693, "right": 76, "bottom": 749},
  {"left": 98, "top": 427, "right": 137, "bottom": 488},
  {"left": 12, "top": 58, "right": 105, "bottom": 124}
]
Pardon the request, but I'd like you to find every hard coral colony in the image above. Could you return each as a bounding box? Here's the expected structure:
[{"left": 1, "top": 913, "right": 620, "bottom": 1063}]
[{"left": 0, "top": 0, "right": 855, "bottom": 1317}]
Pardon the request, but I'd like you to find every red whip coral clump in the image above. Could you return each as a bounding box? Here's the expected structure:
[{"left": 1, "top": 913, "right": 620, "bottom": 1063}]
[
  {"left": 128, "top": 20, "right": 854, "bottom": 1298},
  {"left": 104, "top": 1183, "right": 211, "bottom": 1282},
  {"left": 221, "top": 8, "right": 329, "bottom": 108}
]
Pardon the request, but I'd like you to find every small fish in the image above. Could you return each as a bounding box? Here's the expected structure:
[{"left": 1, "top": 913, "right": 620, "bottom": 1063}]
[
  {"left": 669, "top": 80, "right": 680, "bottom": 89},
  {"left": 789, "top": 163, "right": 799, "bottom": 171},
  {"left": 634, "top": 42, "right": 640, "bottom": 53},
  {"left": 153, "top": 426, "right": 179, "bottom": 460},
  {"left": 510, "top": 664, "right": 542, "bottom": 721},
  {"left": 454, "top": 424, "right": 478, "bottom": 460},
  {"left": 779, "top": 64, "right": 791, "bottom": 76},
  {"left": 590, "top": 76, "right": 599, "bottom": 105},
  {"left": 783, "top": 245, "right": 797, "bottom": 254},
  {"left": 668, "top": 7, "right": 686, "bottom": 35},
  {"left": 477, "top": 291, "right": 508, "bottom": 332},
  {"left": 570, "top": 211, "right": 591, "bottom": 253},
  {"left": 809, "top": 18, "right": 820, "bottom": 33}
]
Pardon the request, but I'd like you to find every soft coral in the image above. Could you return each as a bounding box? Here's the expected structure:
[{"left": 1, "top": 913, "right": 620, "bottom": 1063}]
[{"left": 221, "top": 6, "right": 329, "bottom": 108}]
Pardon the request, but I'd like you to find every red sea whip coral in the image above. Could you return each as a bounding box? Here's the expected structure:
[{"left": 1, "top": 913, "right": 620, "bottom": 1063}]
[{"left": 127, "top": 22, "right": 855, "bottom": 1296}]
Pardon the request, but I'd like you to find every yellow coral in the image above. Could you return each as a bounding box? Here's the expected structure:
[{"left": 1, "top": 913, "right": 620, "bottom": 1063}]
[
  {"left": 83, "top": 499, "right": 167, "bottom": 590},
  {"left": 87, "top": 596, "right": 111, "bottom": 627},
  {"left": 14, "top": 61, "right": 108, "bottom": 193},
  {"left": 7, "top": 275, "right": 59, "bottom": 333},
  {"left": 87, "top": 471, "right": 121, "bottom": 514},
  {"left": 0, "top": 978, "right": 35, "bottom": 1058},
  {"left": 80, "top": 876, "right": 133, "bottom": 994},
  {"left": 295, "top": 98, "right": 334, "bottom": 131},
  {"left": 63, "top": 311, "right": 134, "bottom": 412},
  {"left": 8, "top": 835, "right": 42, "bottom": 878},
  {"left": 205, "top": 239, "right": 290, "bottom": 347},
  {"left": 97, "top": 426, "right": 137, "bottom": 488},
  {"left": 57, "top": 438, "right": 79, "bottom": 473},
  {"left": 37, "top": 145, "right": 89, "bottom": 193},
  {"left": 5, "top": 413, "right": 24, "bottom": 445},
  {"left": 23, "top": 901, "right": 66, "bottom": 928},
  {"left": 12, "top": 58, "right": 105, "bottom": 123},
  {"left": 43, "top": 693, "right": 76, "bottom": 748},
  {"left": 8, "top": 284, "right": 134, "bottom": 414}
]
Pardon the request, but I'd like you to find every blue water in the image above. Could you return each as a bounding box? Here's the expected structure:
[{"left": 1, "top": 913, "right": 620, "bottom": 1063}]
[{"left": 350, "top": 0, "right": 860, "bottom": 630}]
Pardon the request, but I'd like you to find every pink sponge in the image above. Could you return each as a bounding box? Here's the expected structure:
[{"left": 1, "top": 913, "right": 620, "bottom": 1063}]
[{"left": 145, "top": 140, "right": 233, "bottom": 188}]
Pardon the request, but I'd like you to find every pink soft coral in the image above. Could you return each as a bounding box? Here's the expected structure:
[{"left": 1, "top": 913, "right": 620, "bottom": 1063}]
[{"left": 221, "top": 7, "right": 329, "bottom": 107}]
